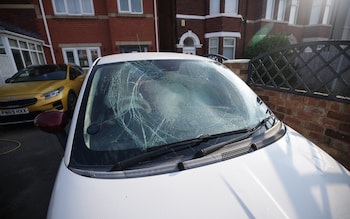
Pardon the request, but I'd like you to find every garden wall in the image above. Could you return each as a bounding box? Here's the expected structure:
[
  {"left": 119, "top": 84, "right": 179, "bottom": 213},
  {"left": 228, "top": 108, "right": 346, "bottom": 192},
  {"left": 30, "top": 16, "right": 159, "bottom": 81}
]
[{"left": 224, "top": 61, "right": 350, "bottom": 170}]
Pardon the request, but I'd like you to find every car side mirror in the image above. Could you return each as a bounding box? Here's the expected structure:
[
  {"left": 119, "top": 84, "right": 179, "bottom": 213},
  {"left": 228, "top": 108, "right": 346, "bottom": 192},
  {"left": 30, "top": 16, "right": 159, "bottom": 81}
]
[{"left": 34, "top": 111, "right": 69, "bottom": 147}]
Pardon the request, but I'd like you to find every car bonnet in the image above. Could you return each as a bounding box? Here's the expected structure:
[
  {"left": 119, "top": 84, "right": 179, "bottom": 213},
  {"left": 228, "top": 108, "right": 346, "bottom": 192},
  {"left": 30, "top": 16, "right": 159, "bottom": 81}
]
[
  {"left": 0, "top": 80, "right": 65, "bottom": 97},
  {"left": 48, "top": 127, "right": 350, "bottom": 219}
]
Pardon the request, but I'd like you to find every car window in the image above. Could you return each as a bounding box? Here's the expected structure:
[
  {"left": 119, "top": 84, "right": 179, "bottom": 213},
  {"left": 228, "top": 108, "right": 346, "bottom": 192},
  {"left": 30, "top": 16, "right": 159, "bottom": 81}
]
[
  {"left": 81, "top": 60, "right": 269, "bottom": 152},
  {"left": 69, "top": 66, "right": 83, "bottom": 80},
  {"left": 10, "top": 65, "right": 67, "bottom": 82}
]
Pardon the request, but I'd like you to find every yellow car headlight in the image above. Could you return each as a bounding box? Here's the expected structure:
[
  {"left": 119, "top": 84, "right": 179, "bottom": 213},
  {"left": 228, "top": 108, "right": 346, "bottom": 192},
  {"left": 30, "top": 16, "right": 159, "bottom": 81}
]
[{"left": 42, "top": 86, "right": 64, "bottom": 99}]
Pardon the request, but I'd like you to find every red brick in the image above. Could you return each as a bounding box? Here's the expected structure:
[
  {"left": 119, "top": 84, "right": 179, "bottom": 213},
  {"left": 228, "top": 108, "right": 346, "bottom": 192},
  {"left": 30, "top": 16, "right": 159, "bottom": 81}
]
[
  {"left": 252, "top": 87, "right": 264, "bottom": 94},
  {"left": 318, "top": 99, "right": 328, "bottom": 108},
  {"left": 327, "top": 111, "right": 350, "bottom": 123},
  {"left": 274, "top": 112, "right": 285, "bottom": 120},
  {"left": 304, "top": 97, "right": 327, "bottom": 108},
  {"left": 288, "top": 94, "right": 304, "bottom": 102},
  {"left": 339, "top": 123, "right": 350, "bottom": 133},
  {"left": 266, "top": 102, "right": 276, "bottom": 111},
  {"left": 250, "top": 88, "right": 350, "bottom": 170},
  {"left": 264, "top": 90, "right": 279, "bottom": 97},
  {"left": 276, "top": 106, "right": 293, "bottom": 115},
  {"left": 284, "top": 116, "right": 303, "bottom": 127},
  {"left": 330, "top": 139, "right": 350, "bottom": 153},
  {"left": 286, "top": 108, "right": 293, "bottom": 115},
  {"left": 308, "top": 131, "right": 329, "bottom": 144},
  {"left": 270, "top": 96, "right": 286, "bottom": 106},
  {"left": 318, "top": 143, "right": 340, "bottom": 157},
  {"left": 325, "top": 129, "right": 350, "bottom": 143},
  {"left": 304, "top": 105, "right": 326, "bottom": 116},
  {"left": 276, "top": 106, "right": 286, "bottom": 114},
  {"left": 304, "top": 96, "right": 316, "bottom": 105},
  {"left": 329, "top": 102, "right": 341, "bottom": 111},
  {"left": 305, "top": 123, "right": 325, "bottom": 133},
  {"left": 344, "top": 104, "right": 350, "bottom": 114},
  {"left": 285, "top": 100, "right": 303, "bottom": 111},
  {"left": 334, "top": 155, "right": 350, "bottom": 171},
  {"left": 259, "top": 95, "right": 269, "bottom": 102},
  {"left": 296, "top": 111, "right": 312, "bottom": 120},
  {"left": 322, "top": 117, "right": 339, "bottom": 129}
]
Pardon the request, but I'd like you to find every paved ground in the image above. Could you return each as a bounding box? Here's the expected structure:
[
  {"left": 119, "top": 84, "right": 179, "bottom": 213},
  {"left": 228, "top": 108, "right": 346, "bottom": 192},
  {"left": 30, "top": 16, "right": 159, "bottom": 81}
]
[{"left": 0, "top": 123, "right": 63, "bottom": 219}]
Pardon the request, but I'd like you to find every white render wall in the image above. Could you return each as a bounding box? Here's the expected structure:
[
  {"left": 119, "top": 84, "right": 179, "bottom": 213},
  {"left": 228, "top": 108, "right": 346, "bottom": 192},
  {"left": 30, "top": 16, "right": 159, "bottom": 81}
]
[{"left": 0, "top": 55, "right": 15, "bottom": 85}]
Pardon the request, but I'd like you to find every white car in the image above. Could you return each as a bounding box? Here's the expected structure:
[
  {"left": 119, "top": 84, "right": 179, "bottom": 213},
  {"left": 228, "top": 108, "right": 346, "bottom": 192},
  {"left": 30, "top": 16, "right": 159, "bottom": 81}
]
[{"left": 35, "top": 52, "right": 350, "bottom": 219}]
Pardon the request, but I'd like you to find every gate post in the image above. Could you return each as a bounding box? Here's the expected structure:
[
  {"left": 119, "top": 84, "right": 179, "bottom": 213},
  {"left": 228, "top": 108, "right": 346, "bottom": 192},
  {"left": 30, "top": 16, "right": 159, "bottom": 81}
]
[{"left": 224, "top": 59, "right": 250, "bottom": 82}]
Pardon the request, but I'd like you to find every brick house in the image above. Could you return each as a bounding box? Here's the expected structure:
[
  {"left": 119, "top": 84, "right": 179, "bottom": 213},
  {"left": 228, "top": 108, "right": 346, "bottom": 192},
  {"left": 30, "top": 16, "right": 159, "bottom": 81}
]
[
  {"left": 1, "top": 0, "right": 349, "bottom": 84},
  {"left": 162, "top": 0, "right": 350, "bottom": 59},
  {"left": 0, "top": 0, "right": 159, "bottom": 84}
]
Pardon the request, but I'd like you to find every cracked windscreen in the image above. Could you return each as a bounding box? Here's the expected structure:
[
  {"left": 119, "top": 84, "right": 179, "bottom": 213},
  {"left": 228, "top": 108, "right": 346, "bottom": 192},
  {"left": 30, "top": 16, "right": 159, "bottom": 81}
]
[{"left": 83, "top": 59, "right": 267, "bottom": 151}]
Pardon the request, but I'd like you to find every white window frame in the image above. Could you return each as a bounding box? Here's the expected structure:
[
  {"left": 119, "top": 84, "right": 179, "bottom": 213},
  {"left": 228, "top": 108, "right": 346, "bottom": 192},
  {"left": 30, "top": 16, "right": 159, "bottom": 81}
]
[
  {"left": 277, "top": 0, "right": 286, "bottom": 21},
  {"left": 8, "top": 37, "right": 46, "bottom": 69},
  {"left": 225, "top": 0, "right": 239, "bottom": 14},
  {"left": 52, "top": 0, "right": 94, "bottom": 16},
  {"left": 210, "top": 0, "right": 220, "bottom": 15},
  {"left": 289, "top": 0, "right": 299, "bottom": 24},
  {"left": 309, "top": 0, "right": 322, "bottom": 24},
  {"left": 265, "top": 0, "right": 275, "bottom": 19},
  {"left": 322, "top": 0, "right": 332, "bottom": 24},
  {"left": 341, "top": 8, "right": 350, "bottom": 40},
  {"left": 62, "top": 47, "right": 101, "bottom": 69},
  {"left": 208, "top": 38, "right": 219, "bottom": 55},
  {"left": 223, "top": 37, "right": 236, "bottom": 59},
  {"left": 118, "top": 0, "right": 143, "bottom": 14}
]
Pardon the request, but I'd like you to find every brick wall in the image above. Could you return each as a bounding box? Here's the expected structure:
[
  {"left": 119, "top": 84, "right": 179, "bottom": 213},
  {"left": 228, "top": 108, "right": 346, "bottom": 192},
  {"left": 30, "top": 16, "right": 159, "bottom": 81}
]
[
  {"left": 254, "top": 88, "right": 350, "bottom": 170},
  {"left": 225, "top": 61, "right": 350, "bottom": 170}
]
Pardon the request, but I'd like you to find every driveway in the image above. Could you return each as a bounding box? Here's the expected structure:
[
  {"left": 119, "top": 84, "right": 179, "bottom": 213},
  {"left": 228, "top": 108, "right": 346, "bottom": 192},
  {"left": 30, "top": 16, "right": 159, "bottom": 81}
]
[{"left": 0, "top": 123, "right": 63, "bottom": 219}]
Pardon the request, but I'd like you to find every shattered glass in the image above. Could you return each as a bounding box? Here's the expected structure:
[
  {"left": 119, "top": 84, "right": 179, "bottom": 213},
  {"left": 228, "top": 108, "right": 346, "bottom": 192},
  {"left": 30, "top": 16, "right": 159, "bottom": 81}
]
[{"left": 83, "top": 60, "right": 265, "bottom": 151}]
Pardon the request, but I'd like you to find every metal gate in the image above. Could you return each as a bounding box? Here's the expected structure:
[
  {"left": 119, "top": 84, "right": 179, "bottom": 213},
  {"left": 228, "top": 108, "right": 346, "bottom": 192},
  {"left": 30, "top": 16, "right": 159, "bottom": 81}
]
[{"left": 248, "top": 41, "right": 350, "bottom": 103}]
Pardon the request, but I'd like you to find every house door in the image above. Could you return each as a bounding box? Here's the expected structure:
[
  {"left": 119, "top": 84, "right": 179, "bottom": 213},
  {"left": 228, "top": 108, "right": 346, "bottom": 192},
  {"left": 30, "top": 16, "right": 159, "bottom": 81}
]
[{"left": 177, "top": 30, "right": 202, "bottom": 55}]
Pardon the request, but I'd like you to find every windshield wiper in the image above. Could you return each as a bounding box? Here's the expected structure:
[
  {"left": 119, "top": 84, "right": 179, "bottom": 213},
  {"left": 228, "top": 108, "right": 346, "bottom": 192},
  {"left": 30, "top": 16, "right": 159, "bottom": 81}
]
[
  {"left": 110, "top": 115, "right": 275, "bottom": 171},
  {"left": 110, "top": 129, "right": 249, "bottom": 171},
  {"left": 194, "top": 115, "right": 275, "bottom": 158}
]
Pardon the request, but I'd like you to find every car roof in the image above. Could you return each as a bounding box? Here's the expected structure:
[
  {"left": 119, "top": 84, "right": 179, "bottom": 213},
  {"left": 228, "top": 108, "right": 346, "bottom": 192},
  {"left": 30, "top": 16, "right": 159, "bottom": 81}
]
[{"left": 96, "top": 52, "right": 210, "bottom": 65}]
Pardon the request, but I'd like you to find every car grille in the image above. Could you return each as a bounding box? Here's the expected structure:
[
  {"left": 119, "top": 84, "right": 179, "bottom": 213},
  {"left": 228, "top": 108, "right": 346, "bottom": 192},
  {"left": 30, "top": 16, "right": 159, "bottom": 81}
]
[
  {"left": 0, "top": 98, "right": 37, "bottom": 109},
  {"left": 53, "top": 100, "right": 63, "bottom": 110}
]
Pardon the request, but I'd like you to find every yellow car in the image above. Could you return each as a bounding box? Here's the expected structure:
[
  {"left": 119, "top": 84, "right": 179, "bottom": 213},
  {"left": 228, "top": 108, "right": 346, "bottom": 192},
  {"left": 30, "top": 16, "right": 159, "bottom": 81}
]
[{"left": 0, "top": 64, "right": 86, "bottom": 125}]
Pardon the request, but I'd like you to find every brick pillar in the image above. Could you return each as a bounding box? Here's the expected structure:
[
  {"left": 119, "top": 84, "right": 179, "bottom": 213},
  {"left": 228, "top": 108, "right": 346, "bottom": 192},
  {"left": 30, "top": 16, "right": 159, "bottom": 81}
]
[{"left": 223, "top": 59, "right": 250, "bottom": 82}]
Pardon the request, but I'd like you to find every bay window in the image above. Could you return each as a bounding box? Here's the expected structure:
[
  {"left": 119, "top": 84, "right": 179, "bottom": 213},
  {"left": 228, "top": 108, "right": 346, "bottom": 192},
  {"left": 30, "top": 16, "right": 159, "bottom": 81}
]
[
  {"left": 225, "top": 0, "right": 239, "bottom": 14},
  {"left": 265, "top": 0, "right": 275, "bottom": 19},
  {"left": 277, "top": 0, "right": 286, "bottom": 21},
  {"left": 288, "top": 0, "right": 299, "bottom": 24},
  {"left": 210, "top": 0, "right": 220, "bottom": 14},
  {"left": 209, "top": 38, "right": 219, "bottom": 55},
  {"left": 223, "top": 38, "right": 236, "bottom": 59},
  {"left": 322, "top": 0, "right": 333, "bottom": 24},
  {"left": 309, "top": 0, "right": 322, "bottom": 24}
]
